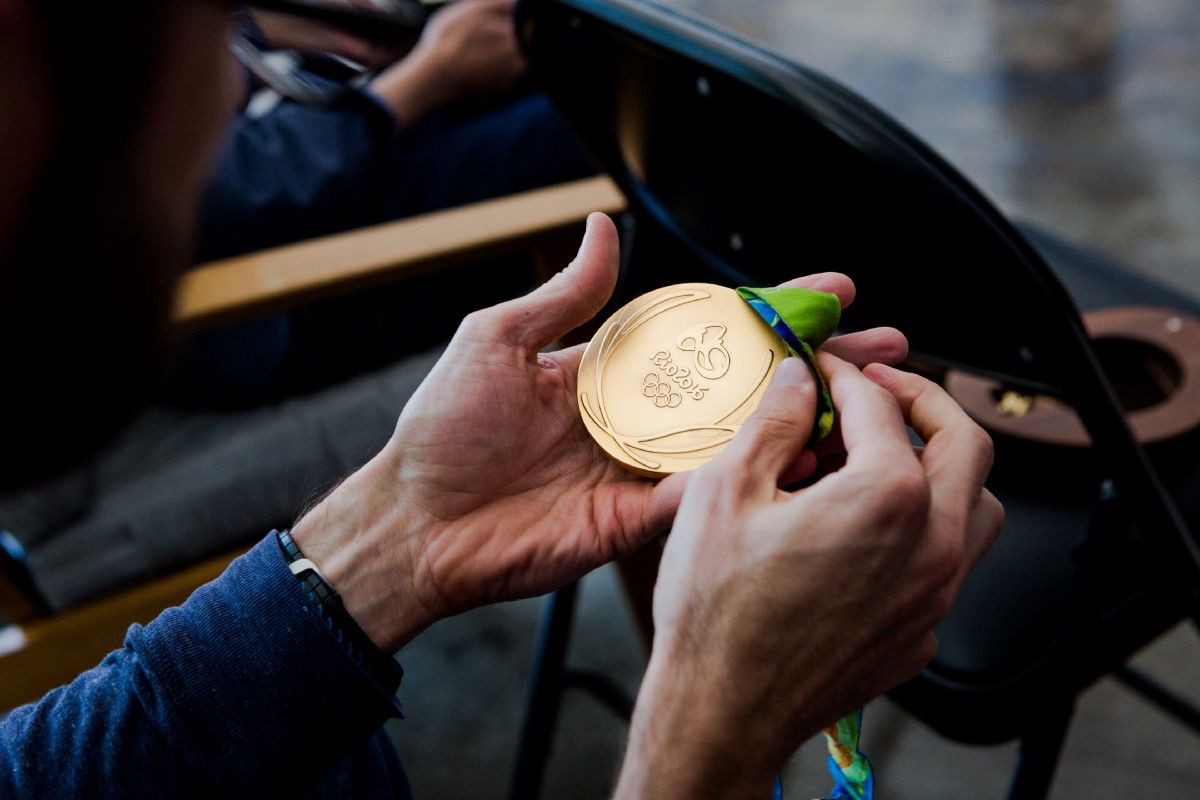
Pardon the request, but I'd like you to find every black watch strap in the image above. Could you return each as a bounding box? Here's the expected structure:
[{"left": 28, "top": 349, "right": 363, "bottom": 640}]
[{"left": 274, "top": 529, "right": 404, "bottom": 691}]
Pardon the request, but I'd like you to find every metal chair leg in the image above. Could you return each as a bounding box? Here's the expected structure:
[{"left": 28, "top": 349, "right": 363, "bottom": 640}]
[
  {"left": 561, "top": 668, "right": 634, "bottom": 721},
  {"left": 509, "top": 583, "right": 580, "bottom": 800},
  {"left": 1006, "top": 703, "right": 1074, "bottom": 800},
  {"left": 1113, "top": 666, "right": 1200, "bottom": 735}
]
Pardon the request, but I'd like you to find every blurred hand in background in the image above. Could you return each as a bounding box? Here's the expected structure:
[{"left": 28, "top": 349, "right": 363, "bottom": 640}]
[
  {"left": 251, "top": 0, "right": 407, "bottom": 69},
  {"left": 371, "top": 0, "right": 527, "bottom": 129}
]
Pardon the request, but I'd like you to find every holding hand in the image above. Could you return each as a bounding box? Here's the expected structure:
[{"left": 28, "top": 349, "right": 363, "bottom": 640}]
[
  {"left": 291, "top": 213, "right": 909, "bottom": 653},
  {"left": 616, "top": 353, "right": 1002, "bottom": 799}
]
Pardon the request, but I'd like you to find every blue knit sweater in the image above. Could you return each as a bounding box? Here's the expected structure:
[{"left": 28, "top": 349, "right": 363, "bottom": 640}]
[{"left": 0, "top": 534, "right": 412, "bottom": 798}]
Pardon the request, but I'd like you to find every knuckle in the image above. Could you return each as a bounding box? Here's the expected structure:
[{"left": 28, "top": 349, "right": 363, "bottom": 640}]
[
  {"left": 912, "top": 634, "right": 940, "bottom": 671},
  {"left": 689, "top": 466, "right": 749, "bottom": 513},
  {"left": 982, "top": 491, "right": 1006, "bottom": 540},
  {"left": 458, "top": 307, "right": 521, "bottom": 345},
  {"left": 892, "top": 635, "right": 939, "bottom": 687},
  {"left": 689, "top": 466, "right": 722, "bottom": 497},
  {"left": 747, "top": 410, "right": 802, "bottom": 444},
  {"left": 457, "top": 309, "right": 495, "bottom": 338},
  {"left": 739, "top": 401, "right": 807, "bottom": 449},
  {"left": 954, "top": 491, "right": 1005, "bottom": 560},
  {"left": 924, "top": 534, "right": 963, "bottom": 592},
  {"left": 878, "top": 466, "right": 931, "bottom": 524},
  {"left": 690, "top": 461, "right": 733, "bottom": 496},
  {"left": 908, "top": 371, "right": 939, "bottom": 393},
  {"left": 967, "top": 422, "right": 995, "bottom": 469},
  {"left": 713, "top": 454, "right": 758, "bottom": 499},
  {"left": 934, "top": 586, "right": 959, "bottom": 620},
  {"left": 921, "top": 513, "right": 969, "bottom": 587},
  {"left": 864, "top": 378, "right": 898, "bottom": 406},
  {"left": 897, "top": 370, "right": 934, "bottom": 403}
]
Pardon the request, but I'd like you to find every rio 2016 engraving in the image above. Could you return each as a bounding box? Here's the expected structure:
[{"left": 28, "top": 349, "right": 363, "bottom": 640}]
[
  {"left": 675, "top": 323, "right": 731, "bottom": 380},
  {"left": 649, "top": 352, "right": 709, "bottom": 402}
]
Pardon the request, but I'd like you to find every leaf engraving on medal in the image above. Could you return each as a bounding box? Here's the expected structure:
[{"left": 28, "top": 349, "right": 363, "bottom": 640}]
[
  {"left": 630, "top": 426, "right": 737, "bottom": 454},
  {"left": 579, "top": 289, "right": 715, "bottom": 469}
]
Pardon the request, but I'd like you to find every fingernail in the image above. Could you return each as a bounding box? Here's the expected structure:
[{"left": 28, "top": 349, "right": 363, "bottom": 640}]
[
  {"left": 575, "top": 214, "right": 596, "bottom": 262},
  {"left": 774, "top": 357, "right": 810, "bottom": 389}
]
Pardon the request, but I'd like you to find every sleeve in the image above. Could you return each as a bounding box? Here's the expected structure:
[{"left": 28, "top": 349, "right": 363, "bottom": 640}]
[
  {"left": 196, "top": 89, "right": 400, "bottom": 262},
  {"left": 0, "top": 533, "right": 406, "bottom": 798}
]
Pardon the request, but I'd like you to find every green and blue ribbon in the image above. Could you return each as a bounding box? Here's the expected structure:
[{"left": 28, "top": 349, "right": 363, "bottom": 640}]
[
  {"left": 736, "top": 286, "right": 874, "bottom": 800},
  {"left": 820, "top": 709, "right": 874, "bottom": 800},
  {"left": 736, "top": 286, "right": 840, "bottom": 442}
]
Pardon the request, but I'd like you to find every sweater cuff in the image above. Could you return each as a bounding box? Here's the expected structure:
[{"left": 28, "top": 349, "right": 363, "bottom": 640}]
[
  {"left": 128, "top": 533, "right": 404, "bottom": 795},
  {"left": 351, "top": 85, "right": 403, "bottom": 135}
]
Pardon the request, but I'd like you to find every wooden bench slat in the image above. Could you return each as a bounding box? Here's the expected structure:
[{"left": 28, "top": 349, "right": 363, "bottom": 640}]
[
  {"left": 174, "top": 176, "right": 626, "bottom": 329},
  {"left": 0, "top": 551, "right": 237, "bottom": 710}
]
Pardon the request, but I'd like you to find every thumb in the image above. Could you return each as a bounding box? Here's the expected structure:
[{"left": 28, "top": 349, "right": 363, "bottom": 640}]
[
  {"left": 716, "top": 357, "right": 818, "bottom": 485},
  {"left": 471, "top": 212, "right": 619, "bottom": 353}
]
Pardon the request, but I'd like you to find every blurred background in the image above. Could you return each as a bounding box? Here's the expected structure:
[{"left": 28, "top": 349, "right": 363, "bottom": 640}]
[
  {"left": 669, "top": 0, "right": 1200, "bottom": 302},
  {"left": 389, "top": 1, "right": 1200, "bottom": 797}
]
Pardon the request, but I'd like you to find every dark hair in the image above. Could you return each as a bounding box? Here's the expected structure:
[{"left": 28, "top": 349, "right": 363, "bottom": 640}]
[{"left": 0, "top": 3, "right": 182, "bottom": 487}]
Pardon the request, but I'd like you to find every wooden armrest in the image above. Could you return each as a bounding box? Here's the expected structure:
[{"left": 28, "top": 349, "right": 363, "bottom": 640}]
[
  {"left": 0, "top": 549, "right": 238, "bottom": 710},
  {"left": 175, "top": 176, "right": 626, "bottom": 330},
  {"left": 0, "top": 570, "right": 39, "bottom": 624}
]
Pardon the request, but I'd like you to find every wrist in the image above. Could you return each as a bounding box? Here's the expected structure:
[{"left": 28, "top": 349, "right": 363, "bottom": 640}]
[
  {"left": 291, "top": 450, "right": 440, "bottom": 653},
  {"left": 614, "top": 645, "right": 782, "bottom": 800},
  {"left": 370, "top": 52, "right": 448, "bottom": 130}
]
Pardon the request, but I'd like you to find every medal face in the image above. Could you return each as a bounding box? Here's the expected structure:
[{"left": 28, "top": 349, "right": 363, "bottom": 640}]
[{"left": 577, "top": 283, "right": 789, "bottom": 477}]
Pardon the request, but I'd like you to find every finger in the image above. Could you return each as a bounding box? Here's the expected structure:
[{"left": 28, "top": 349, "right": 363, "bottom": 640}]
[
  {"left": 499, "top": 45, "right": 528, "bottom": 81},
  {"left": 477, "top": 0, "right": 517, "bottom": 13},
  {"left": 332, "top": 33, "right": 390, "bottom": 65},
  {"left": 923, "top": 489, "right": 1004, "bottom": 620},
  {"left": 544, "top": 341, "right": 587, "bottom": 373},
  {"left": 715, "top": 357, "right": 818, "bottom": 484},
  {"left": 366, "top": 43, "right": 406, "bottom": 69},
  {"left": 643, "top": 470, "right": 692, "bottom": 534},
  {"left": 807, "top": 400, "right": 918, "bottom": 463},
  {"left": 959, "top": 489, "right": 1004, "bottom": 582},
  {"left": 459, "top": 213, "right": 619, "bottom": 353},
  {"left": 820, "top": 327, "right": 908, "bottom": 367},
  {"left": 863, "top": 363, "right": 994, "bottom": 518},
  {"left": 592, "top": 469, "right": 691, "bottom": 560},
  {"left": 790, "top": 439, "right": 925, "bottom": 485},
  {"left": 782, "top": 439, "right": 919, "bottom": 487},
  {"left": 817, "top": 353, "right": 916, "bottom": 472},
  {"left": 791, "top": 327, "right": 909, "bottom": 462},
  {"left": 511, "top": 50, "right": 530, "bottom": 77},
  {"left": 777, "top": 272, "right": 855, "bottom": 309}
]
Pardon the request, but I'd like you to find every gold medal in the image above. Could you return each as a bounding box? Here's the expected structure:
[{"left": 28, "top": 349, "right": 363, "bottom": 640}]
[{"left": 577, "top": 283, "right": 790, "bottom": 477}]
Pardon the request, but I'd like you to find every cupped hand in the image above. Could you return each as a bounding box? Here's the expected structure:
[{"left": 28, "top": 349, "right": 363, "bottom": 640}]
[
  {"left": 616, "top": 354, "right": 1002, "bottom": 799},
  {"left": 293, "top": 213, "right": 908, "bottom": 652}
]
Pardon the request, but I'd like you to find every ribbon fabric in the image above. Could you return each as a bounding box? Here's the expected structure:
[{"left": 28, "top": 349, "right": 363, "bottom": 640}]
[
  {"left": 736, "top": 286, "right": 874, "bottom": 800},
  {"left": 736, "top": 287, "right": 840, "bottom": 442},
  {"left": 820, "top": 710, "right": 874, "bottom": 800}
]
